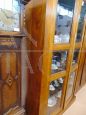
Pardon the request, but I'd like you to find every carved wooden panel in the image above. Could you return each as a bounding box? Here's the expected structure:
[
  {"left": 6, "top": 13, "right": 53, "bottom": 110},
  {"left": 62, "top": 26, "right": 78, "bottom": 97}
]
[{"left": 0, "top": 37, "right": 21, "bottom": 114}]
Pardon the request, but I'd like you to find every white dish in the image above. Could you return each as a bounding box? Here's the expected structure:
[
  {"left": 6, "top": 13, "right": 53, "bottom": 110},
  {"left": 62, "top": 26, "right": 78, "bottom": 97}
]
[
  {"left": 49, "top": 84, "right": 55, "bottom": 91},
  {"left": 48, "top": 96, "right": 57, "bottom": 107}
]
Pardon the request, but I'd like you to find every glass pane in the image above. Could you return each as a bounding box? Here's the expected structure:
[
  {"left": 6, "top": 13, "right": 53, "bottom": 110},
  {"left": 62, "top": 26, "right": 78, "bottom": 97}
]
[
  {"left": 51, "top": 51, "right": 68, "bottom": 74},
  {"left": 0, "top": 0, "right": 20, "bottom": 32},
  {"left": 54, "top": 0, "right": 75, "bottom": 44},
  {"left": 72, "top": 49, "right": 79, "bottom": 65},
  {"left": 66, "top": 72, "right": 76, "bottom": 100},
  {"left": 48, "top": 77, "right": 64, "bottom": 114},
  {"left": 76, "top": 1, "right": 86, "bottom": 42}
]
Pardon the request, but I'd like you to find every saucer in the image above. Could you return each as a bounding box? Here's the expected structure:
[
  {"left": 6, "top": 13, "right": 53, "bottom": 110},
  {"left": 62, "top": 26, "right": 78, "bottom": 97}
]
[{"left": 48, "top": 96, "right": 57, "bottom": 107}]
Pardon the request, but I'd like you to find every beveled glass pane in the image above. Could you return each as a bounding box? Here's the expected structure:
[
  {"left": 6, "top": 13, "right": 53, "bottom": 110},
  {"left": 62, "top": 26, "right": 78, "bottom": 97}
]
[
  {"left": 54, "top": 0, "right": 75, "bottom": 44},
  {"left": 51, "top": 51, "right": 68, "bottom": 74},
  {"left": 66, "top": 72, "right": 76, "bottom": 100},
  {"left": 76, "top": 1, "right": 86, "bottom": 42},
  {"left": 72, "top": 49, "right": 80, "bottom": 65},
  {"left": 48, "top": 77, "right": 64, "bottom": 115}
]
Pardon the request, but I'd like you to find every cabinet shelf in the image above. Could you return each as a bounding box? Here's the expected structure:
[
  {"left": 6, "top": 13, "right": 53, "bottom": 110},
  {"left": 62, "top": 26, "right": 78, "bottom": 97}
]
[
  {"left": 49, "top": 71, "right": 66, "bottom": 82},
  {"left": 53, "top": 44, "right": 70, "bottom": 51}
]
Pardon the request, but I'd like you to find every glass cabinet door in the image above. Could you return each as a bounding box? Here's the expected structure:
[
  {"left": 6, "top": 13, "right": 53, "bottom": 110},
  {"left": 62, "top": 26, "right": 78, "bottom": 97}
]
[
  {"left": 66, "top": 72, "right": 76, "bottom": 100},
  {"left": 76, "top": 1, "right": 86, "bottom": 42},
  {"left": 51, "top": 51, "right": 68, "bottom": 74},
  {"left": 54, "top": 0, "right": 75, "bottom": 44},
  {"left": 48, "top": 77, "right": 64, "bottom": 115},
  {"left": 72, "top": 49, "right": 80, "bottom": 65}
]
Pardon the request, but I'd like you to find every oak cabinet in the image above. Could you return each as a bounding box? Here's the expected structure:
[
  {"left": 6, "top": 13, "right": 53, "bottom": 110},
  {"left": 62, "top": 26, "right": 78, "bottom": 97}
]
[{"left": 26, "top": 0, "right": 85, "bottom": 115}]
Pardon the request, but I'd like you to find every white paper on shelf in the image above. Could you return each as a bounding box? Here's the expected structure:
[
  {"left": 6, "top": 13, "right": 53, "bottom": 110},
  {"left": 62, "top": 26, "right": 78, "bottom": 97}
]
[{"left": 14, "top": 28, "right": 20, "bottom": 32}]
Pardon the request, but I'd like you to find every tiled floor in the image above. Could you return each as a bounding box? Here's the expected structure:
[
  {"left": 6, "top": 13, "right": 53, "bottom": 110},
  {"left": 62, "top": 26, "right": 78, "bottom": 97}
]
[{"left": 63, "top": 85, "right": 86, "bottom": 115}]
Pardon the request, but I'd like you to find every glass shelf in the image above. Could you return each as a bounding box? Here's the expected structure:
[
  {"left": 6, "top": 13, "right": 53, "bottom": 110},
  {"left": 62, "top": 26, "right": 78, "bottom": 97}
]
[
  {"left": 66, "top": 72, "right": 76, "bottom": 100},
  {"left": 54, "top": 0, "right": 75, "bottom": 44},
  {"left": 48, "top": 77, "right": 64, "bottom": 115},
  {"left": 72, "top": 49, "right": 80, "bottom": 65},
  {"left": 51, "top": 51, "right": 68, "bottom": 74},
  {"left": 76, "top": 1, "right": 86, "bottom": 42}
]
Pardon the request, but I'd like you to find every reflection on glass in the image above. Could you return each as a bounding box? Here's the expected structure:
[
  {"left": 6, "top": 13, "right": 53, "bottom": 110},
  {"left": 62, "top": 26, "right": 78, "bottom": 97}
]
[
  {"left": 51, "top": 51, "right": 68, "bottom": 74},
  {"left": 54, "top": 0, "right": 75, "bottom": 44},
  {"left": 72, "top": 49, "right": 79, "bottom": 65},
  {"left": 76, "top": 1, "right": 86, "bottom": 42},
  {"left": 0, "top": 0, "right": 20, "bottom": 32},
  {"left": 66, "top": 72, "right": 75, "bottom": 100},
  {"left": 48, "top": 78, "right": 64, "bottom": 114}
]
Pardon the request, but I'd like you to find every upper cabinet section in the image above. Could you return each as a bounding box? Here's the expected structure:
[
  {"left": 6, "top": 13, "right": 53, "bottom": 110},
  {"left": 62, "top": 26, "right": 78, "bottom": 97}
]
[
  {"left": 54, "top": 0, "right": 75, "bottom": 44},
  {"left": 76, "top": 1, "right": 86, "bottom": 42},
  {"left": 0, "top": 0, "right": 20, "bottom": 32}
]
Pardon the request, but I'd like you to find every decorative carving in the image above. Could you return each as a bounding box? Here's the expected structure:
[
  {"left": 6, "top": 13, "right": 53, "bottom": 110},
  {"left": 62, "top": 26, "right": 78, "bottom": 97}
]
[
  {"left": 6, "top": 74, "right": 14, "bottom": 87},
  {"left": 0, "top": 38, "right": 21, "bottom": 114},
  {"left": 0, "top": 38, "right": 17, "bottom": 47}
]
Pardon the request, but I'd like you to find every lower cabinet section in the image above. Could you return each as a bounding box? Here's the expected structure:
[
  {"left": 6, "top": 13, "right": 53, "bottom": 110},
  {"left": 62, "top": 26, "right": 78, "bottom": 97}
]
[{"left": 0, "top": 38, "right": 22, "bottom": 114}]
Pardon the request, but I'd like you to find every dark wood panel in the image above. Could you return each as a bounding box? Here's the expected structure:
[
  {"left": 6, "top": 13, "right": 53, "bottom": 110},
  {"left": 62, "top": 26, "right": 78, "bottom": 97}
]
[{"left": 25, "top": 1, "right": 47, "bottom": 115}]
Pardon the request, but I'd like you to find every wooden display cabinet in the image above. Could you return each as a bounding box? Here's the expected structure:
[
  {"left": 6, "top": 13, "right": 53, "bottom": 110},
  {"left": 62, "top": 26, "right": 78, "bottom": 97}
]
[
  {"left": 74, "top": 0, "right": 86, "bottom": 93},
  {"left": 0, "top": 0, "right": 30, "bottom": 114},
  {"left": 26, "top": 0, "right": 84, "bottom": 115}
]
